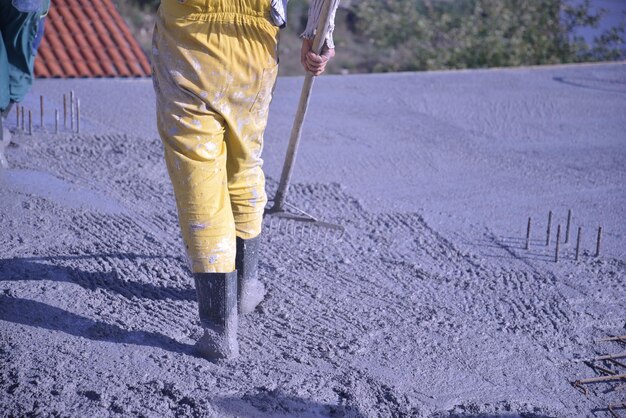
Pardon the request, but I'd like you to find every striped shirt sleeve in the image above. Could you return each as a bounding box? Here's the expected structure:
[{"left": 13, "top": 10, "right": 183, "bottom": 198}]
[{"left": 300, "top": 0, "right": 340, "bottom": 49}]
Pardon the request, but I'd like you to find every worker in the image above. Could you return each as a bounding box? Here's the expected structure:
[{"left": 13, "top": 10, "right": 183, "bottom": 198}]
[
  {"left": 151, "top": 0, "right": 339, "bottom": 359},
  {"left": 0, "top": 0, "right": 50, "bottom": 164}
]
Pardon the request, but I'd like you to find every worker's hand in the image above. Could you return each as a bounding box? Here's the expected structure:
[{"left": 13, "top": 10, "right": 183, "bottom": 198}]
[{"left": 300, "top": 38, "right": 335, "bottom": 76}]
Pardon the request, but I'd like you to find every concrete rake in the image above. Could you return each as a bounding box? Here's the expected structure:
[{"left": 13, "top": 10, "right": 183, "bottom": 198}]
[
  {"left": 264, "top": 0, "right": 344, "bottom": 244},
  {"left": 265, "top": 201, "right": 344, "bottom": 243}
]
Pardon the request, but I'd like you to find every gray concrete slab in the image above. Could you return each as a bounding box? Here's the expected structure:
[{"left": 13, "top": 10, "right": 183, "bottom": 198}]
[{"left": 1, "top": 62, "right": 625, "bottom": 417}]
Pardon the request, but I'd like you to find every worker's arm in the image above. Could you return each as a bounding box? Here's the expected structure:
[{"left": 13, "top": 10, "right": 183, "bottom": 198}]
[{"left": 300, "top": 0, "right": 339, "bottom": 76}]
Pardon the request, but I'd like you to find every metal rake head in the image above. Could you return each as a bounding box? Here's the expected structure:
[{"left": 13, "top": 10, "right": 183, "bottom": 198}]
[{"left": 263, "top": 204, "right": 345, "bottom": 244}]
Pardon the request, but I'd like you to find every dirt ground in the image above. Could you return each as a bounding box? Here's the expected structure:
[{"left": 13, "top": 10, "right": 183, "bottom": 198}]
[{"left": 1, "top": 62, "right": 625, "bottom": 417}]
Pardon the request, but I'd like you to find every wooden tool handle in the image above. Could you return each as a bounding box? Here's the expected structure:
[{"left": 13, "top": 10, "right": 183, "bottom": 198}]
[{"left": 271, "top": 0, "right": 336, "bottom": 212}]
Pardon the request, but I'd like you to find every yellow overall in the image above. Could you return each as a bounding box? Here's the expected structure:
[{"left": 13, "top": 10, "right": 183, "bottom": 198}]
[{"left": 152, "top": 0, "right": 279, "bottom": 273}]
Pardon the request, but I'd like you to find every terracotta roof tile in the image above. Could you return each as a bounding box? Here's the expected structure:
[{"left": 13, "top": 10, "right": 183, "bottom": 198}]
[{"left": 35, "top": 0, "right": 151, "bottom": 78}]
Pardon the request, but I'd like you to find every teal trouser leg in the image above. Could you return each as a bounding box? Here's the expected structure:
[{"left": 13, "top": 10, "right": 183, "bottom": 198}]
[
  {"left": 0, "top": 25, "right": 9, "bottom": 113},
  {"left": 0, "top": 1, "right": 48, "bottom": 112}
]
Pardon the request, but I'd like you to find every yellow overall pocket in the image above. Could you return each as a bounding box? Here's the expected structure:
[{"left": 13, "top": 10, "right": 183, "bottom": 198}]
[{"left": 249, "top": 64, "right": 278, "bottom": 116}]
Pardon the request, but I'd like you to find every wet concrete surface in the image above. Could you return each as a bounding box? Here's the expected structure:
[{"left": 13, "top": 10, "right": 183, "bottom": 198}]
[{"left": 1, "top": 62, "right": 625, "bottom": 416}]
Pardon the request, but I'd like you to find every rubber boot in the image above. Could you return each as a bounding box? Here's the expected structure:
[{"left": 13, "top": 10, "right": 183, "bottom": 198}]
[
  {"left": 0, "top": 115, "right": 9, "bottom": 169},
  {"left": 1, "top": 102, "right": 13, "bottom": 144},
  {"left": 193, "top": 271, "right": 239, "bottom": 359},
  {"left": 236, "top": 235, "right": 266, "bottom": 314}
]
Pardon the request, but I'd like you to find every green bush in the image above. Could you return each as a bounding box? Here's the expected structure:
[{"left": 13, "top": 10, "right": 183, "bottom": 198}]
[{"left": 354, "top": 0, "right": 625, "bottom": 72}]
